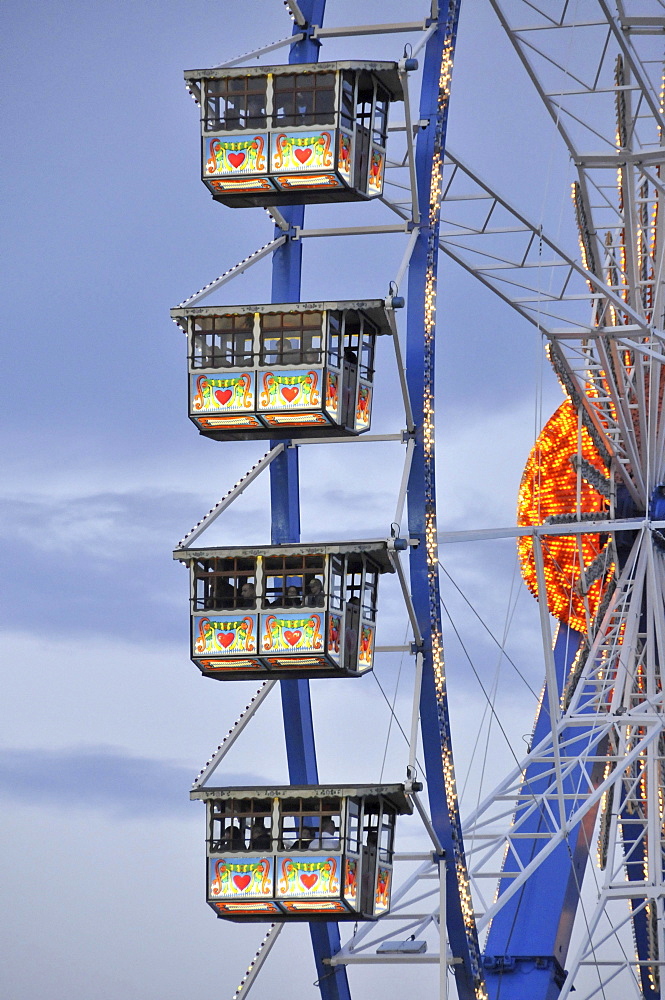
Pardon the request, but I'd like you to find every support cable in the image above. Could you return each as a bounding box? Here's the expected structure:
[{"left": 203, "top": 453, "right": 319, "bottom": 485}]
[
  {"left": 175, "top": 237, "right": 288, "bottom": 308},
  {"left": 192, "top": 681, "right": 277, "bottom": 789},
  {"left": 176, "top": 444, "right": 285, "bottom": 549},
  {"left": 438, "top": 561, "right": 539, "bottom": 699}
]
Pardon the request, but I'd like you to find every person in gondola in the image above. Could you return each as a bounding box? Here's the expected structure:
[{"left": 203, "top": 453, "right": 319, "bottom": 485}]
[
  {"left": 305, "top": 578, "right": 325, "bottom": 607},
  {"left": 284, "top": 585, "right": 302, "bottom": 608},
  {"left": 292, "top": 825, "right": 315, "bottom": 850},
  {"left": 311, "top": 817, "right": 339, "bottom": 850},
  {"left": 239, "top": 581, "right": 256, "bottom": 608},
  {"left": 220, "top": 824, "right": 244, "bottom": 851},
  {"left": 211, "top": 576, "right": 235, "bottom": 610},
  {"left": 344, "top": 595, "right": 361, "bottom": 665},
  {"left": 249, "top": 819, "right": 271, "bottom": 851}
]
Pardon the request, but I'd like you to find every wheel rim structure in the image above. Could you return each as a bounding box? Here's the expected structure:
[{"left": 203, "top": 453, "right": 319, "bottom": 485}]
[{"left": 435, "top": 4, "right": 665, "bottom": 999}]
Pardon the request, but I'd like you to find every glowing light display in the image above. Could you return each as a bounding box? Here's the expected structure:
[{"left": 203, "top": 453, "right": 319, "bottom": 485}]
[{"left": 517, "top": 398, "right": 612, "bottom": 632}]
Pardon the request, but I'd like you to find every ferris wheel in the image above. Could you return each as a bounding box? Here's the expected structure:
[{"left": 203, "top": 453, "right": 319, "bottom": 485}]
[{"left": 171, "top": 2, "right": 665, "bottom": 1000}]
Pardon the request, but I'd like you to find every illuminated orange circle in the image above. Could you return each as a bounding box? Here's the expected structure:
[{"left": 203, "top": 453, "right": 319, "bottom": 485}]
[{"left": 517, "top": 398, "right": 611, "bottom": 632}]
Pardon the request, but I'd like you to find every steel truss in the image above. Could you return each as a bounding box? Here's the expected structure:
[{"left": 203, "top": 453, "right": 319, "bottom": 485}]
[{"left": 367, "top": 3, "right": 665, "bottom": 999}]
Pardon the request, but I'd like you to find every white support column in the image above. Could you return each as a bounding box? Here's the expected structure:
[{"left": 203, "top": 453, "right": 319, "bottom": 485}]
[
  {"left": 408, "top": 651, "right": 424, "bottom": 778},
  {"left": 439, "top": 854, "right": 448, "bottom": 1000},
  {"left": 532, "top": 533, "right": 567, "bottom": 827}
]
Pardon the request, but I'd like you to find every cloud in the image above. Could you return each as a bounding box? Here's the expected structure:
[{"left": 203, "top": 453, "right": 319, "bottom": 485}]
[
  {"left": 0, "top": 490, "right": 195, "bottom": 557},
  {"left": 0, "top": 745, "right": 263, "bottom": 818}
]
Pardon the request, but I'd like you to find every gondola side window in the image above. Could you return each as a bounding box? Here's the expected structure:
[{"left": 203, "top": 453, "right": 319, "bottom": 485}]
[
  {"left": 346, "top": 799, "right": 360, "bottom": 853},
  {"left": 329, "top": 555, "right": 344, "bottom": 612},
  {"left": 362, "top": 563, "right": 379, "bottom": 622},
  {"left": 204, "top": 76, "right": 268, "bottom": 132},
  {"left": 191, "top": 314, "right": 254, "bottom": 369},
  {"left": 340, "top": 71, "right": 355, "bottom": 130},
  {"left": 210, "top": 797, "right": 272, "bottom": 852},
  {"left": 355, "top": 80, "right": 374, "bottom": 133},
  {"left": 328, "top": 312, "right": 342, "bottom": 368},
  {"left": 194, "top": 556, "right": 257, "bottom": 611},
  {"left": 362, "top": 806, "right": 380, "bottom": 849},
  {"left": 260, "top": 311, "right": 324, "bottom": 367},
  {"left": 378, "top": 807, "right": 395, "bottom": 862},
  {"left": 272, "top": 72, "right": 336, "bottom": 128},
  {"left": 342, "top": 310, "right": 362, "bottom": 365},
  {"left": 280, "top": 796, "right": 341, "bottom": 851},
  {"left": 359, "top": 320, "right": 377, "bottom": 380},
  {"left": 344, "top": 555, "right": 364, "bottom": 606},
  {"left": 372, "top": 85, "right": 390, "bottom": 146},
  {"left": 263, "top": 553, "right": 325, "bottom": 608}
]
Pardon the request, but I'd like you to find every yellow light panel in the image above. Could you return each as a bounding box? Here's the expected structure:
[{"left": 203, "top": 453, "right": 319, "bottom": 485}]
[{"left": 517, "top": 398, "right": 611, "bottom": 632}]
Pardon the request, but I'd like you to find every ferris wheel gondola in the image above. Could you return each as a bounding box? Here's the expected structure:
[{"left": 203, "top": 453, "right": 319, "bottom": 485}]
[
  {"left": 172, "top": 2, "right": 485, "bottom": 999},
  {"left": 167, "top": 2, "right": 665, "bottom": 1000}
]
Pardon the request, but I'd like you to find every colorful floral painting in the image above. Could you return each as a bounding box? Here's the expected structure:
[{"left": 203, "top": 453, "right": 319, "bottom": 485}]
[
  {"left": 277, "top": 856, "right": 340, "bottom": 898},
  {"left": 358, "top": 624, "right": 374, "bottom": 668},
  {"left": 191, "top": 373, "right": 254, "bottom": 413},
  {"left": 259, "top": 370, "right": 320, "bottom": 410},
  {"left": 367, "top": 146, "right": 385, "bottom": 195},
  {"left": 271, "top": 132, "right": 334, "bottom": 173},
  {"left": 375, "top": 865, "right": 391, "bottom": 913},
  {"left": 325, "top": 372, "right": 339, "bottom": 419},
  {"left": 337, "top": 132, "right": 353, "bottom": 181},
  {"left": 193, "top": 615, "right": 256, "bottom": 656},
  {"left": 327, "top": 614, "right": 341, "bottom": 660},
  {"left": 355, "top": 383, "right": 371, "bottom": 430},
  {"left": 209, "top": 857, "right": 273, "bottom": 899},
  {"left": 261, "top": 614, "right": 323, "bottom": 654},
  {"left": 204, "top": 136, "right": 267, "bottom": 176},
  {"left": 343, "top": 858, "right": 358, "bottom": 905}
]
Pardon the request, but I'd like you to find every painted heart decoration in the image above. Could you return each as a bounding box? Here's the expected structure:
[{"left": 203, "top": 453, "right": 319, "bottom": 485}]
[
  {"left": 217, "top": 631, "right": 235, "bottom": 649},
  {"left": 294, "top": 147, "right": 312, "bottom": 165},
  {"left": 233, "top": 874, "right": 251, "bottom": 891},
  {"left": 300, "top": 872, "right": 318, "bottom": 890},
  {"left": 215, "top": 389, "right": 233, "bottom": 406},
  {"left": 228, "top": 151, "right": 246, "bottom": 169},
  {"left": 281, "top": 386, "right": 299, "bottom": 403},
  {"left": 284, "top": 629, "right": 301, "bottom": 647}
]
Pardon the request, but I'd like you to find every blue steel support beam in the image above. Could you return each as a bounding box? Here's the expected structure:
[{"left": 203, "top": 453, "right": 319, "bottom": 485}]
[
  {"left": 268, "top": 4, "right": 350, "bottom": 1000},
  {"left": 483, "top": 624, "right": 601, "bottom": 1000},
  {"left": 405, "top": 3, "right": 487, "bottom": 999}
]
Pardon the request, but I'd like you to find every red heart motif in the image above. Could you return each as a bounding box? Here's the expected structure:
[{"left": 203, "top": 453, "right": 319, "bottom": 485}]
[
  {"left": 284, "top": 630, "right": 302, "bottom": 647},
  {"left": 215, "top": 389, "right": 233, "bottom": 406},
  {"left": 300, "top": 873, "right": 318, "bottom": 890},
  {"left": 281, "top": 386, "right": 299, "bottom": 403},
  {"left": 228, "top": 151, "right": 246, "bottom": 169},
  {"left": 233, "top": 874, "right": 251, "bottom": 891},
  {"left": 217, "top": 631, "right": 235, "bottom": 648},
  {"left": 294, "top": 147, "right": 312, "bottom": 164}
]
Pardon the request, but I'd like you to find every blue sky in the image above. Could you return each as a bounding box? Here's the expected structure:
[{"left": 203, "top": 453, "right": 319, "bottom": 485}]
[{"left": 1, "top": 2, "right": 571, "bottom": 998}]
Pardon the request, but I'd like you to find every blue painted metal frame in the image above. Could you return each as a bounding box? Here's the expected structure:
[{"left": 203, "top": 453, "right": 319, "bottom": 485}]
[
  {"left": 404, "top": 3, "right": 487, "bottom": 998},
  {"left": 482, "top": 624, "right": 596, "bottom": 1000},
  {"left": 268, "top": 4, "right": 351, "bottom": 1000},
  {"left": 622, "top": 813, "right": 658, "bottom": 999}
]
